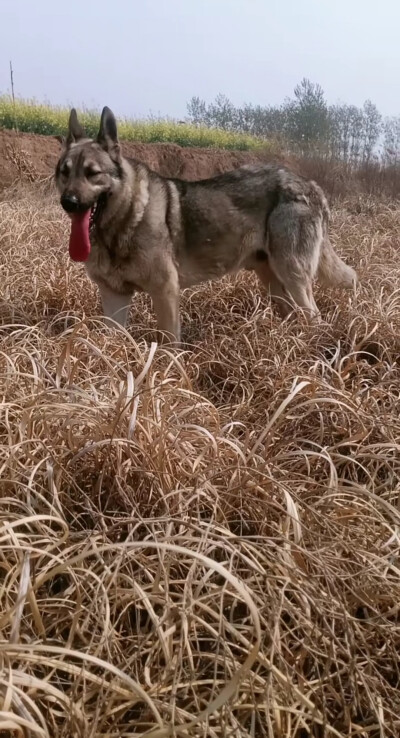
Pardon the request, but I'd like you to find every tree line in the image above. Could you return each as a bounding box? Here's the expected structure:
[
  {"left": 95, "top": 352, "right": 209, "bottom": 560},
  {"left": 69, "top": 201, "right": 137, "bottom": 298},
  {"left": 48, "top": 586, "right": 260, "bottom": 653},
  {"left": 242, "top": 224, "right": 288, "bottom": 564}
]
[{"left": 186, "top": 79, "right": 400, "bottom": 166}]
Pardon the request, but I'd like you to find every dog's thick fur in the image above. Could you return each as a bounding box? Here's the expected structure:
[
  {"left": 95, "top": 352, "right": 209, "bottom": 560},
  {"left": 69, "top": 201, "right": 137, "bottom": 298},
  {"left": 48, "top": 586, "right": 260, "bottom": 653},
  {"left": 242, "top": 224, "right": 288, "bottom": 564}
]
[{"left": 55, "top": 107, "right": 357, "bottom": 343}]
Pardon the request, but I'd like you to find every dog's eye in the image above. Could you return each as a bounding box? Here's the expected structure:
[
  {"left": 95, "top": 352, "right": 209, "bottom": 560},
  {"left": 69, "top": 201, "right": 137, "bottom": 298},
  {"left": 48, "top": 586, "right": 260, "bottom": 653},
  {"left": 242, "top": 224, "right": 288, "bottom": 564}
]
[
  {"left": 61, "top": 165, "right": 70, "bottom": 177},
  {"left": 86, "top": 169, "right": 101, "bottom": 178}
]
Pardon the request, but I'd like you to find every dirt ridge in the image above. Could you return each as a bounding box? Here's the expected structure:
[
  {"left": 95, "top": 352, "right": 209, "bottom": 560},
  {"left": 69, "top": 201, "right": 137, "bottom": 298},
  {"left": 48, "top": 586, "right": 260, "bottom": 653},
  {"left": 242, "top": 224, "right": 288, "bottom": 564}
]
[{"left": 0, "top": 128, "right": 272, "bottom": 189}]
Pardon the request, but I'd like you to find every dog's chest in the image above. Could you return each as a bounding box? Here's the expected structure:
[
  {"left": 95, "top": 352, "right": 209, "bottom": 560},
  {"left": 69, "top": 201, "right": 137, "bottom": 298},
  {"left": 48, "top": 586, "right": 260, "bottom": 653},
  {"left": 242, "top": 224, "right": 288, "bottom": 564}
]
[{"left": 86, "top": 236, "right": 146, "bottom": 294}]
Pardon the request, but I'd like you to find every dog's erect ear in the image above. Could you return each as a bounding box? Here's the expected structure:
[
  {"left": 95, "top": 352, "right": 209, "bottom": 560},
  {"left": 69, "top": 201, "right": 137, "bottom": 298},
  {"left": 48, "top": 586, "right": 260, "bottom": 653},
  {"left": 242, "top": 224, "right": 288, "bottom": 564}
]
[
  {"left": 97, "top": 106, "right": 121, "bottom": 160},
  {"left": 67, "top": 108, "right": 85, "bottom": 146},
  {"left": 54, "top": 134, "right": 65, "bottom": 146},
  {"left": 98, "top": 107, "right": 118, "bottom": 143}
]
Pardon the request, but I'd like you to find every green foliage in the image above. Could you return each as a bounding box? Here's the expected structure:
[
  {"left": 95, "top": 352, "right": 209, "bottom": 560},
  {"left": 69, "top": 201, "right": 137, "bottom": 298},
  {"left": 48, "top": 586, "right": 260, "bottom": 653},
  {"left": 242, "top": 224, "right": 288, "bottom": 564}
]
[{"left": 0, "top": 95, "right": 269, "bottom": 151}]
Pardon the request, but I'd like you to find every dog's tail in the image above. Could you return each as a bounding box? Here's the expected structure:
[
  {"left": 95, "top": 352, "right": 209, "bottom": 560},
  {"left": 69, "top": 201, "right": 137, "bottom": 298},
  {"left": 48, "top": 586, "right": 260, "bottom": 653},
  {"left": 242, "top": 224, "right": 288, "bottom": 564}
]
[
  {"left": 316, "top": 196, "right": 357, "bottom": 289},
  {"left": 318, "top": 237, "right": 357, "bottom": 289}
]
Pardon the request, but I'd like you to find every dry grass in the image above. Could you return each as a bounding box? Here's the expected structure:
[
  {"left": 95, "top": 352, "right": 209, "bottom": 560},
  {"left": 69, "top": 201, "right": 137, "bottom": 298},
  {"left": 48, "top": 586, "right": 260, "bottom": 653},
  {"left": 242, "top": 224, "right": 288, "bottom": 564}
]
[{"left": 0, "top": 181, "right": 400, "bottom": 737}]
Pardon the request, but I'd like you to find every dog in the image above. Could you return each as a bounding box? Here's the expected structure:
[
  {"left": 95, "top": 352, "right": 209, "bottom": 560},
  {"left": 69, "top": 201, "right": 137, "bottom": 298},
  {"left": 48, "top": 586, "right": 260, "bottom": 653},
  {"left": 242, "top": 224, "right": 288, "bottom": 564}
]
[{"left": 55, "top": 106, "right": 357, "bottom": 343}]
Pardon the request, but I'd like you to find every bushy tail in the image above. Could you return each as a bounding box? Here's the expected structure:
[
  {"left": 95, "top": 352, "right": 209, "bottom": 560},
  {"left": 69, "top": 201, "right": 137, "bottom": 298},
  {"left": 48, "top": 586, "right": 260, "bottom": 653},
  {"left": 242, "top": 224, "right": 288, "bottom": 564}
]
[{"left": 318, "top": 238, "right": 357, "bottom": 289}]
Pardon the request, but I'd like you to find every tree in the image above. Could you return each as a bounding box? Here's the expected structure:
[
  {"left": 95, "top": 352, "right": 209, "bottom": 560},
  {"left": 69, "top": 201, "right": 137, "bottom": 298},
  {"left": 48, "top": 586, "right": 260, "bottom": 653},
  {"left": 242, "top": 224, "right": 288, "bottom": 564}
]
[
  {"left": 186, "top": 96, "right": 208, "bottom": 126},
  {"left": 361, "top": 100, "right": 382, "bottom": 163},
  {"left": 383, "top": 116, "right": 400, "bottom": 164},
  {"left": 186, "top": 80, "right": 384, "bottom": 165},
  {"left": 327, "top": 104, "right": 367, "bottom": 164},
  {"left": 206, "top": 94, "right": 237, "bottom": 130},
  {"left": 284, "top": 78, "right": 330, "bottom": 154}
]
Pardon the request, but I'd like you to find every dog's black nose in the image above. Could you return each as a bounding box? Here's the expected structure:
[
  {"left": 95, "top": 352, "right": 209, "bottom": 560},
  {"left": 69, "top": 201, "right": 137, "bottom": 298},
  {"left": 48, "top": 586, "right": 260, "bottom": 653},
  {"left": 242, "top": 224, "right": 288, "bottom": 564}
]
[{"left": 60, "top": 194, "right": 81, "bottom": 213}]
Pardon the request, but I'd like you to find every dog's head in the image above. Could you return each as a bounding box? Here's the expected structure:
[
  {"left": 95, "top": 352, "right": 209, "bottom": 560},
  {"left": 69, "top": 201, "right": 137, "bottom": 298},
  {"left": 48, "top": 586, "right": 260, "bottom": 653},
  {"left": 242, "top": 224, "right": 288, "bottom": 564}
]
[{"left": 55, "top": 106, "right": 123, "bottom": 261}]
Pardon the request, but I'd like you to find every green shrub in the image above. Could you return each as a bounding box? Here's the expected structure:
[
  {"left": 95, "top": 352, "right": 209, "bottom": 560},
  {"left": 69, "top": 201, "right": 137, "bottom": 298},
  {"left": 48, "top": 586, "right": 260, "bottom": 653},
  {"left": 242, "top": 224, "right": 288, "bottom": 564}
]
[{"left": 0, "top": 95, "right": 271, "bottom": 151}]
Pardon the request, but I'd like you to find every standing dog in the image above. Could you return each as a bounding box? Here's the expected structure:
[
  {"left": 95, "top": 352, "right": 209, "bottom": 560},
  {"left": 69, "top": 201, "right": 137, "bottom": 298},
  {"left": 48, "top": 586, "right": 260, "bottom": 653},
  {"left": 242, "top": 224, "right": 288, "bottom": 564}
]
[{"left": 55, "top": 107, "right": 357, "bottom": 343}]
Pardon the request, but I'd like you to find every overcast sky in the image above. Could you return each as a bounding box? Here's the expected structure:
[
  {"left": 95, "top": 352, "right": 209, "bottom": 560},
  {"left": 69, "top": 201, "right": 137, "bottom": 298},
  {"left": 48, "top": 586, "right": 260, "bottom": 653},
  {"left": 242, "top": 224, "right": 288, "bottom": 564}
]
[{"left": 1, "top": 0, "right": 399, "bottom": 119}]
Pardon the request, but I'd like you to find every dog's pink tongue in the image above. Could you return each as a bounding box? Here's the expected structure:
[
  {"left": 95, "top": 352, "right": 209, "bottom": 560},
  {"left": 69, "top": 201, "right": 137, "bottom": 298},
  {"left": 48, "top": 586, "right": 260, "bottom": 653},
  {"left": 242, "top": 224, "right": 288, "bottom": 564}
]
[{"left": 69, "top": 211, "right": 91, "bottom": 262}]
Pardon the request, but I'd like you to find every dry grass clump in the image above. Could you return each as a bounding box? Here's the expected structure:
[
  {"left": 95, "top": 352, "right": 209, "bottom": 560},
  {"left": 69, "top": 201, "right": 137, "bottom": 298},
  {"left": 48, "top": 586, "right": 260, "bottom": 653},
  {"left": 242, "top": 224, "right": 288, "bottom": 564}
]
[{"left": 0, "top": 182, "right": 400, "bottom": 737}]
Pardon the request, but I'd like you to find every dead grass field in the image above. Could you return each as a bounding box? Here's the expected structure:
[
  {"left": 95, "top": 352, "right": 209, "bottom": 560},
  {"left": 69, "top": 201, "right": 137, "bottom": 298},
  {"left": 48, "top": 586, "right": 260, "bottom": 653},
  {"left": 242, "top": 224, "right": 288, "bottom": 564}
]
[{"left": 0, "top": 181, "right": 400, "bottom": 737}]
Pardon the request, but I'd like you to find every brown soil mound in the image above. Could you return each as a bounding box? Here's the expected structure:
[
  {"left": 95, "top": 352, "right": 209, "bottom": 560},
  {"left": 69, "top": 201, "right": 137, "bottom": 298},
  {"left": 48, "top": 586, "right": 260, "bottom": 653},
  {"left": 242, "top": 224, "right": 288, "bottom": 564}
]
[{"left": 0, "top": 128, "right": 271, "bottom": 188}]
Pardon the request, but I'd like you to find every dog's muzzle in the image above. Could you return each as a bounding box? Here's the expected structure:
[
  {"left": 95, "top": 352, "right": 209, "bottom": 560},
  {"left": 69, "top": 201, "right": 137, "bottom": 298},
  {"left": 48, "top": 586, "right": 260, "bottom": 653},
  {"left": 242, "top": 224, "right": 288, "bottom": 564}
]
[{"left": 60, "top": 194, "right": 89, "bottom": 214}]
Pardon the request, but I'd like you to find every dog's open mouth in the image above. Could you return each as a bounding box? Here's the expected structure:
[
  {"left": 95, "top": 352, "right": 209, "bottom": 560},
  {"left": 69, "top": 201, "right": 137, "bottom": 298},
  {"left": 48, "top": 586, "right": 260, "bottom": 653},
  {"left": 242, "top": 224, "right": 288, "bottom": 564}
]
[{"left": 68, "top": 198, "right": 104, "bottom": 262}]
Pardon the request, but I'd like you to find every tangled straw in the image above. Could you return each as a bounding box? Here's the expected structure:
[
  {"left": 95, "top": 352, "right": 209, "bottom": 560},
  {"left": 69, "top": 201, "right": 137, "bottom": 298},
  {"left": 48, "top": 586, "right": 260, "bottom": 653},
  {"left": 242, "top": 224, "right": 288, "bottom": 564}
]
[{"left": 0, "top": 183, "right": 400, "bottom": 736}]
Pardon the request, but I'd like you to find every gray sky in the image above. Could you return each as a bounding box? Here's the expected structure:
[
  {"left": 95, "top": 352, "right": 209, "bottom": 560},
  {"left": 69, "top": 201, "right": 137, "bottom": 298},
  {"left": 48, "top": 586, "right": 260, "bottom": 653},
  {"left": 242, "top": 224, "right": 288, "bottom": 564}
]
[{"left": 1, "top": 0, "right": 400, "bottom": 119}]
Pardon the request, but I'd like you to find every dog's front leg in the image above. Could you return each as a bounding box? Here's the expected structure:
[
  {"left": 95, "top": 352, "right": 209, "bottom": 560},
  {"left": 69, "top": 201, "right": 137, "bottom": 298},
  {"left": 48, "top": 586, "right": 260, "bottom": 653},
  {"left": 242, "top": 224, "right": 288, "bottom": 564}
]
[
  {"left": 149, "top": 267, "right": 180, "bottom": 345},
  {"left": 98, "top": 283, "right": 133, "bottom": 329}
]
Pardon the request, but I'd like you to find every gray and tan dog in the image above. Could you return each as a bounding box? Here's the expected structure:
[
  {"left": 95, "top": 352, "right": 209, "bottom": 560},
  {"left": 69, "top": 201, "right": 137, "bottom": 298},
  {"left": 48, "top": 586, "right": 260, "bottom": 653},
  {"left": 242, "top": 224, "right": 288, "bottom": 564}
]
[{"left": 55, "top": 106, "right": 357, "bottom": 343}]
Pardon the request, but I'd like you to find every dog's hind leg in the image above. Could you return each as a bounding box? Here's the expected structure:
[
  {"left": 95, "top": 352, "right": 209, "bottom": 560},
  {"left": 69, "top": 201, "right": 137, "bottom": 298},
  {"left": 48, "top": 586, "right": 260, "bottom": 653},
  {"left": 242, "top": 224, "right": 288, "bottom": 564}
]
[
  {"left": 98, "top": 283, "right": 132, "bottom": 328},
  {"left": 269, "top": 262, "right": 320, "bottom": 323},
  {"left": 266, "top": 203, "right": 322, "bottom": 323},
  {"left": 253, "top": 260, "right": 294, "bottom": 318},
  {"left": 149, "top": 264, "right": 181, "bottom": 344}
]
